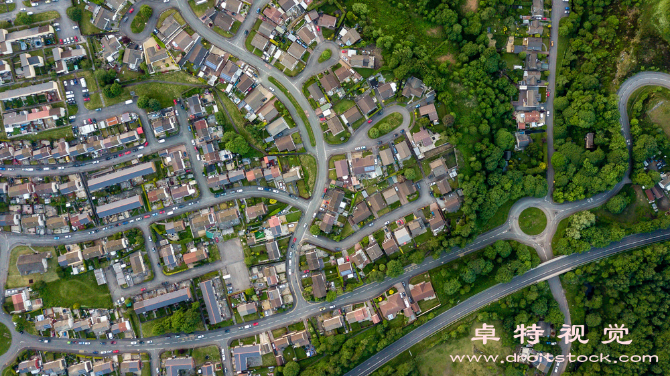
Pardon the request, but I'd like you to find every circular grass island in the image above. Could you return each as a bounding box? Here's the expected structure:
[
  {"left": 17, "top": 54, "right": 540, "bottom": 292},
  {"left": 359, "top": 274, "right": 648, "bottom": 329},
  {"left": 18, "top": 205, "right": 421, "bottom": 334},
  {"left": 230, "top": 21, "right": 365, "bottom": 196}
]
[
  {"left": 0, "top": 322, "right": 11, "bottom": 356},
  {"left": 519, "top": 207, "right": 547, "bottom": 235}
]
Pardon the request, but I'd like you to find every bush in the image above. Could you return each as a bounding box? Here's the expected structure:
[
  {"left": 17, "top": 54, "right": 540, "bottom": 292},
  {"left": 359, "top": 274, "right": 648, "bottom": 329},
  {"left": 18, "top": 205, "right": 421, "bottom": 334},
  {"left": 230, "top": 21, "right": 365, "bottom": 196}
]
[{"left": 66, "top": 7, "right": 82, "bottom": 23}]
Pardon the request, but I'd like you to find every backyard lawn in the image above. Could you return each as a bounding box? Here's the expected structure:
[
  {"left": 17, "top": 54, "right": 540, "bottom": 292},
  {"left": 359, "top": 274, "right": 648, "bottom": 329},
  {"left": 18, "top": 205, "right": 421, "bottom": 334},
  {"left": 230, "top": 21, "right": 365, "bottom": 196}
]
[
  {"left": 40, "top": 272, "right": 113, "bottom": 309},
  {"left": 192, "top": 345, "right": 221, "bottom": 365},
  {"left": 519, "top": 207, "right": 547, "bottom": 235},
  {"left": 12, "top": 126, "right": 74, "bottom": 142}
]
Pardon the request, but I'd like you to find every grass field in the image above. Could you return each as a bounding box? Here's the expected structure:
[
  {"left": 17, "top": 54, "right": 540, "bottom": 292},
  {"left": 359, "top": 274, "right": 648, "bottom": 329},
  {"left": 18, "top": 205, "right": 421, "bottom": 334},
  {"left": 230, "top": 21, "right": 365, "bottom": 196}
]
[
  {"left": 40, "top": 272, "right": 113, "bottom": 309},
  {"left": 188, "top": 0, "right": 215, "bottom": 17},
  {"left": 0, "top": 323, "right": 11, "bottom": 356},
  {"left": 7, "top": 246, "right": 59, "bottom": 289},
  {"left": 414, "top": 321, "right": 512, "bottom": 376},
  {"left": 518, "top": 207, "right": 547, "bottom": 235},
  {"left": 131, "top": 6, "right": 153, "bottom": 34},
  {"left": 299, "top": 155, "right": 317, "bottom": 196},
  {"left": 192, "top": 345, "right": 221, "bottom": 365}
]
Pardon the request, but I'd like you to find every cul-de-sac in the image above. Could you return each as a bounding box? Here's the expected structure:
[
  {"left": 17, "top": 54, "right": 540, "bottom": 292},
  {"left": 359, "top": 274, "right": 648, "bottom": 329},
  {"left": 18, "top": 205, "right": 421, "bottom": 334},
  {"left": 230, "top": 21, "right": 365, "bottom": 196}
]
[{"left": 0, "top": 0, "right": 668, "bottom": 375}]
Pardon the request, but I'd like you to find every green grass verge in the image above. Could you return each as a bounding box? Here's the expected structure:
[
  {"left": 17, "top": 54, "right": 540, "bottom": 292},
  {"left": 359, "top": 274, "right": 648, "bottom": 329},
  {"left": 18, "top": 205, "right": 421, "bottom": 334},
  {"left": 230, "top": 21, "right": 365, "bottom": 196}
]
[
  {"left": 12, "top": 126, "right": 74, "bottom": 142},
  {"left": 367, "top": 112, "right": 403, "bottom": 138},
  {"left": 268, "top": 77, "right": 316, "bottom": 147},
  {"left": 0, "top": 323, "right": 11, "bottom": 356},
  {"left": 518, "top": 207, "right": 547, "bottom": 235},
  {"left": 318, "top": 49, "right": 332, "bottom": 63}
]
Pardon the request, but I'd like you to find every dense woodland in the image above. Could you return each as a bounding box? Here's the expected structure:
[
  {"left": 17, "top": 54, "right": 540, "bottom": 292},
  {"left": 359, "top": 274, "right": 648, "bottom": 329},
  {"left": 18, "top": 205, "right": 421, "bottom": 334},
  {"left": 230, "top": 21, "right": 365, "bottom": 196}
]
[
  {"left": 562, "top": 242, "right": 670, "bottom": 375},
  {"left": 551, "top": 0, "right": 670, "bottom": 202}
]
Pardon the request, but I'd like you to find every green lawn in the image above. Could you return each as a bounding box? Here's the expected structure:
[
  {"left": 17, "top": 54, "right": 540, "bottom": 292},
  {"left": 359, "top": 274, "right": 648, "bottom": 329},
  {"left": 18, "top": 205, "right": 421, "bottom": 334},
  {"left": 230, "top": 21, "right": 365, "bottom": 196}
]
[
  {"left": 518, "top": 207, "right": 547, "bottom": 235},
  {"left": 0, "top": 323, "right": 11, "bottom": 356},
  {"left": 318, "top": 49, "right": 332, "bottom": 63},
  {"left": 40, "top": 272, "right": 113, "bottom": 309},
  {"left": 157, "top": 9, "right": 185, "bottom": 28},
  {"left": 299, "top": 155, "right": 317, "bottom": 196},
  {"left": 7, "top": 246, "right": 60, "bottom": 288},
  {"left": 11, "top": 126, "right": 74, "bottom": 142},
  {"left": 192, "top": 345, "right": 221, "bottom": 365},
  {"left": 131, "top": 6, "right": 153, "bottom": 34},
  {"left": 188, "top": 0, "right": 215, "bottom": 17},
  {"left": 367, "top": 112, "right": 403, "bottom": 138}
]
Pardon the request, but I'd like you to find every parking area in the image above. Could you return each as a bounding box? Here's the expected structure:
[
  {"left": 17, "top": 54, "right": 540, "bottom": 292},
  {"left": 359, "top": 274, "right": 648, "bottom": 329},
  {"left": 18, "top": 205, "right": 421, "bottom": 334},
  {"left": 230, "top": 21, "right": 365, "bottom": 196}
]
[{"left": 217, "top": 238, "right": 252, "bottom": 292}]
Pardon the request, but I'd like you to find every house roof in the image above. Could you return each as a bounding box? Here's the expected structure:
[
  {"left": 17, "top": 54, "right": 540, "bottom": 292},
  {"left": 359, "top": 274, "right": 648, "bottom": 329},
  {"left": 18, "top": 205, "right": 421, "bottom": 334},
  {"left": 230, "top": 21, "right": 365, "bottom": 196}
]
[
  {"left": 87, "top": 162, "right": 156, "bottom": 192},
  {"left": 367, "top": 192, "right": 387, "bottom": 213},
  {"left": 199, "top": 279, "right": 223, "bottom": 324},
  {"left": 312, "top": 272, "right": 327, "bottom": 298},
  {"left": 366, "top": 243, "right": 384, "bottom": 261},
  {"left": 298, "top": 27, "right": 316, "bottom": 44},
  {"left": 237, "top": 302, "right": 257, "bottom": 316},
  {"left": 319, "top": 73, "right": 340, "bottom": 92},
  {"left": 251, "top": 33, "right": 269, "bottom": 50},
  {"left": 306, "top": 250, "right": 324, "bottom": 270},
  {"left": 288, "top": 42, "right": 306, "bottom": 59},
  {"left": 275, "top": 134, "right": 296, "bottom": 151},
  {"left": 334, "top": 159, "right": 349, "bottom": 179},
  {"left": 326, "top": 116, "right": 345, "bottom": 136},
  {"left": 394, "top": 226, "right": 412, "bottom": 245},
  {"left": 96, "top": 195, "right": 144, "bottom": 218},
  {"left": 164, "top": 358, "right": 194, "bottom": 376},
  {"left": 351, "top": 201, "right": 372, "bottom": 224},
  {"left": 323, "top": 315, "right": 344, "bottom": 331},
  {"left": 133, "top": 288, "right": 192, "bottom": 314},
  {"left": 410, "top": 281, "right": 435, "bottom": 301},
  {"left": 379, "top": 294, "right": 406, "bottom": 318},
  {"left": 356, "top": 94, "right": 376, "bottom": 115},
  {"left": 379, "top": 148, "right": 394, "bottom": 166},
  {"left": 233, "top": 345, "right": 261, "bottom": 373},
  {"left": 319, "top": 14, "right": 337, "bottom": 28},
  {"left": 435, "top": 178, "right": 452, "bottom": 195},
  {"left": 419, "top": 103, "right": 438, "bottom": 121},
  {"left": 402, "top": 76, "right": 424, "bottom": 98}
]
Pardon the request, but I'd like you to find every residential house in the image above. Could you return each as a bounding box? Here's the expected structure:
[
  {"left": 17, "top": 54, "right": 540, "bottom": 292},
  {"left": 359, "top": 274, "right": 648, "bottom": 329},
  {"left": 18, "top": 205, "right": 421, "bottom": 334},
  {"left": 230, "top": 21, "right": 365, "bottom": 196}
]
[
  {"left": 356, "top": 94, "right": 376, "bottom": 115},
  {"left": 250, "top": 33, "right": 269, "bottom": 51},
  {"left": 377, "top": 82, "right": 396, "bottom": 101},
  {"left": 306, "top": 250, "right": 324, "bottom": 270},
  {"left": 382, "top": 237, "right": 399, "bottom": 255},
  {"left": 341, "top": 106, "right": 362, "bottom": 126},
  {"left": 402, "top": 77, "right": 424, "bottom": 98},
  {"left": 133, "top": 288, "right": 192, "bottom": 314},
  {"left": 326, "top": 117, "right": 345, "bottom": 136},
  {"left": 341, "top": 28, "right": 360, "bottom": 46},
  {"left": 349, "top": 54, "right": 374, "bottom": 68},
  {"left": 312, "top": 272, "right": 327, "bottom": 299},
  {"left": 323, "top": 315, "right": 344, "bottom": 331},
  {"left": 245, "top": 202, "right": 267, "bottom": 221},
  {"left": 319, "top": 73, "right": 340, "bottom": 95},
  {"left": 319, "top": 14, "right": 337, "bottom": 29},
  {"left": 275, "top": 134, "right": 296, "bottom": 151},
  {"left": 367, "top": 192, "right": 387, "bottom": 214},
  {"left": 351, "top": 201, "right": 372, "bottom": 224},
  {"left": 419, "top": 103, "right": 438, "bottom": 123},
  {"left": 379, "top": 294, "right": 408, "bottom": 320}
]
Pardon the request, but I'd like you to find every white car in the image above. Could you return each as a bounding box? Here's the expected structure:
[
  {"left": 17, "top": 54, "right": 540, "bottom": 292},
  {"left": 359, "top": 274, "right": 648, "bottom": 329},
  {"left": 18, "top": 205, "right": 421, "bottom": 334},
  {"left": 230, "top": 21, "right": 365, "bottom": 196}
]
[
  {"left": 72, "top": 25, "right": 79, "bottom": 29},
  {"left": 57, "top": 166, "right": 65, "bottom": 170},
  {"left": 71, "top": 80, "right": 75, "bottom": 85},
  {"left": 257, "top": 187, "right": 263, "bottom": 191},
  {"left": 63, "top": 81, "right": 68, "bottom": 87},
  {"left": 93, "top": 160, "right": 99, "bottom": 164},
  {"left": 269, "top": 87, "right": 275, "bottom": 92},
  {"left": 43, "top": 167, "right": 50, "bottom": 170},
  {"left": 19, "top": 7, "right": 25, "bottom": 11},
  {"left": 197, "top": 335, "right": 204, "bottom": 339},
  {"left": 237, "top": 189, "right": 243, "bottom": 193}
]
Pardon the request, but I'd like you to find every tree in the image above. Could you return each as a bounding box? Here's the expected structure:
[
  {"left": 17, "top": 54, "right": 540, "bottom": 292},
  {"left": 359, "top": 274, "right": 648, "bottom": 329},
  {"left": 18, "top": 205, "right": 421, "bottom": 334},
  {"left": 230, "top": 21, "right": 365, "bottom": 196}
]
[
  {"left": 369, "top": 127, "right": 379, "bottom": 138},
  {"left": 139, "top": 4, "right": 153, "bottom": 18},
  {"left": 283, "top": 361, "right": 300, "bottom": 376},
  {"left": 148, "top": 99, "right": 161, "bottom": 111},
  {"left": 66, "top": 7, "right": 82, "bottom": 23},
  {"left": 326, "top": 290, "right": 337, "bottom": 302},
  {"left": 606, "top": 193, "right": 629, "bottom": 214},
  {"left": 495, "top": 129, "right": 514, "bottom": 150},
  {"left": 310, "top": 224, "right": 321, "bottom": 236},
  {"left": 518, "top": 51, "right": 527, "bottom": 60},
  {"left": 443, "top": 278, "right": 461, "bottom": 295},
  {"left": 222, "top": 133, "right": 250, "bottom": 156},
  {"left": 137, "top": 96, "right": 150, "bottom": 109},
  {"left": 15, "top": 12, "right": 33, "bottom": 26},
  {"left": 103, "top": 83, "right": 123, "bottom": 98},
  {"left": 404, "top": 168, "right": 416, "bottom": 181},
  {"left": 442, "top": 114, "right": 455, "bottom": 126},
  {"left": 72, "top": 303, "right": 81, "bottom": 310},
  {"left": 386, "top": 260, "right": 403, "bottom": 278}
]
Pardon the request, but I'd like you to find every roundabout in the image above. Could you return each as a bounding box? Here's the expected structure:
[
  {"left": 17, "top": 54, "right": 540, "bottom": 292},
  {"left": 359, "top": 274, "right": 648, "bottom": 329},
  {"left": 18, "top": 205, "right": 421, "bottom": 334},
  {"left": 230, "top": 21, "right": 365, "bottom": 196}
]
[{"left": 519, "top": 207, "right": 548, "bottom": 235}]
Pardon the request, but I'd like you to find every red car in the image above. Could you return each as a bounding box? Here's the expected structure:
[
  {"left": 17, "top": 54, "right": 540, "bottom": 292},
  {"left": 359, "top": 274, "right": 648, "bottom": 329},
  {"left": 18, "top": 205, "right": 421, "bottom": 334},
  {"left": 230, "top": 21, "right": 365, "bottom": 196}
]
[
  {"left": 214, "top": 237, "right": 219, "bottom": 243},
  {"left": 59, "top": 39, "right": 63, "bottom": 44},
  {"left": 173, "top": 99, "right": 178, "bottom": 105},
  {"left": 125, "top": 150, "right": 131, "bottom": 155},
  {"left": 74, "top": 36, "right": 78, "bottom": 42},
  {"left": 159, "top": 210, "right": 165, "bottom": 214},
  {"left": 323, "top": 188, "right": 327, "bottom": 193},
  {"left": 253, "top": 322, "right": 259, "bottom": 326},
  {"left": 119, "top": 153, "right": 124, "bottom": 157},
  {"left": 88, "top": 118, "right": 92, "bottom": 123},
  {"left": 128, "top": 7, "right": 134, "bottom": 13},
  {"left": 84, "top": 98, "right": 90, "bottom": 101},
  {"left": 141, "top": 288, "right": 146, "bottom": 292},
  {"left": 293, "top": 237, "right": 297, "bottom": 242},
  {"left": 113, "top": 350, "right": 119, "bottom": 354},
  {"left": 144, "top": 141, "right": 149, "bottom": 146},
  {"left": 367, "top": 119, "right": 372, "bottom": 123},
  {"left": 111, "top": 341, "right": 117, "bottom": 344},
  {"left": 316, "top": 26, "right": 320, "bottom": 32},
  {"left": 144, "top": 214, "right": 150, "bottom": 218}
]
